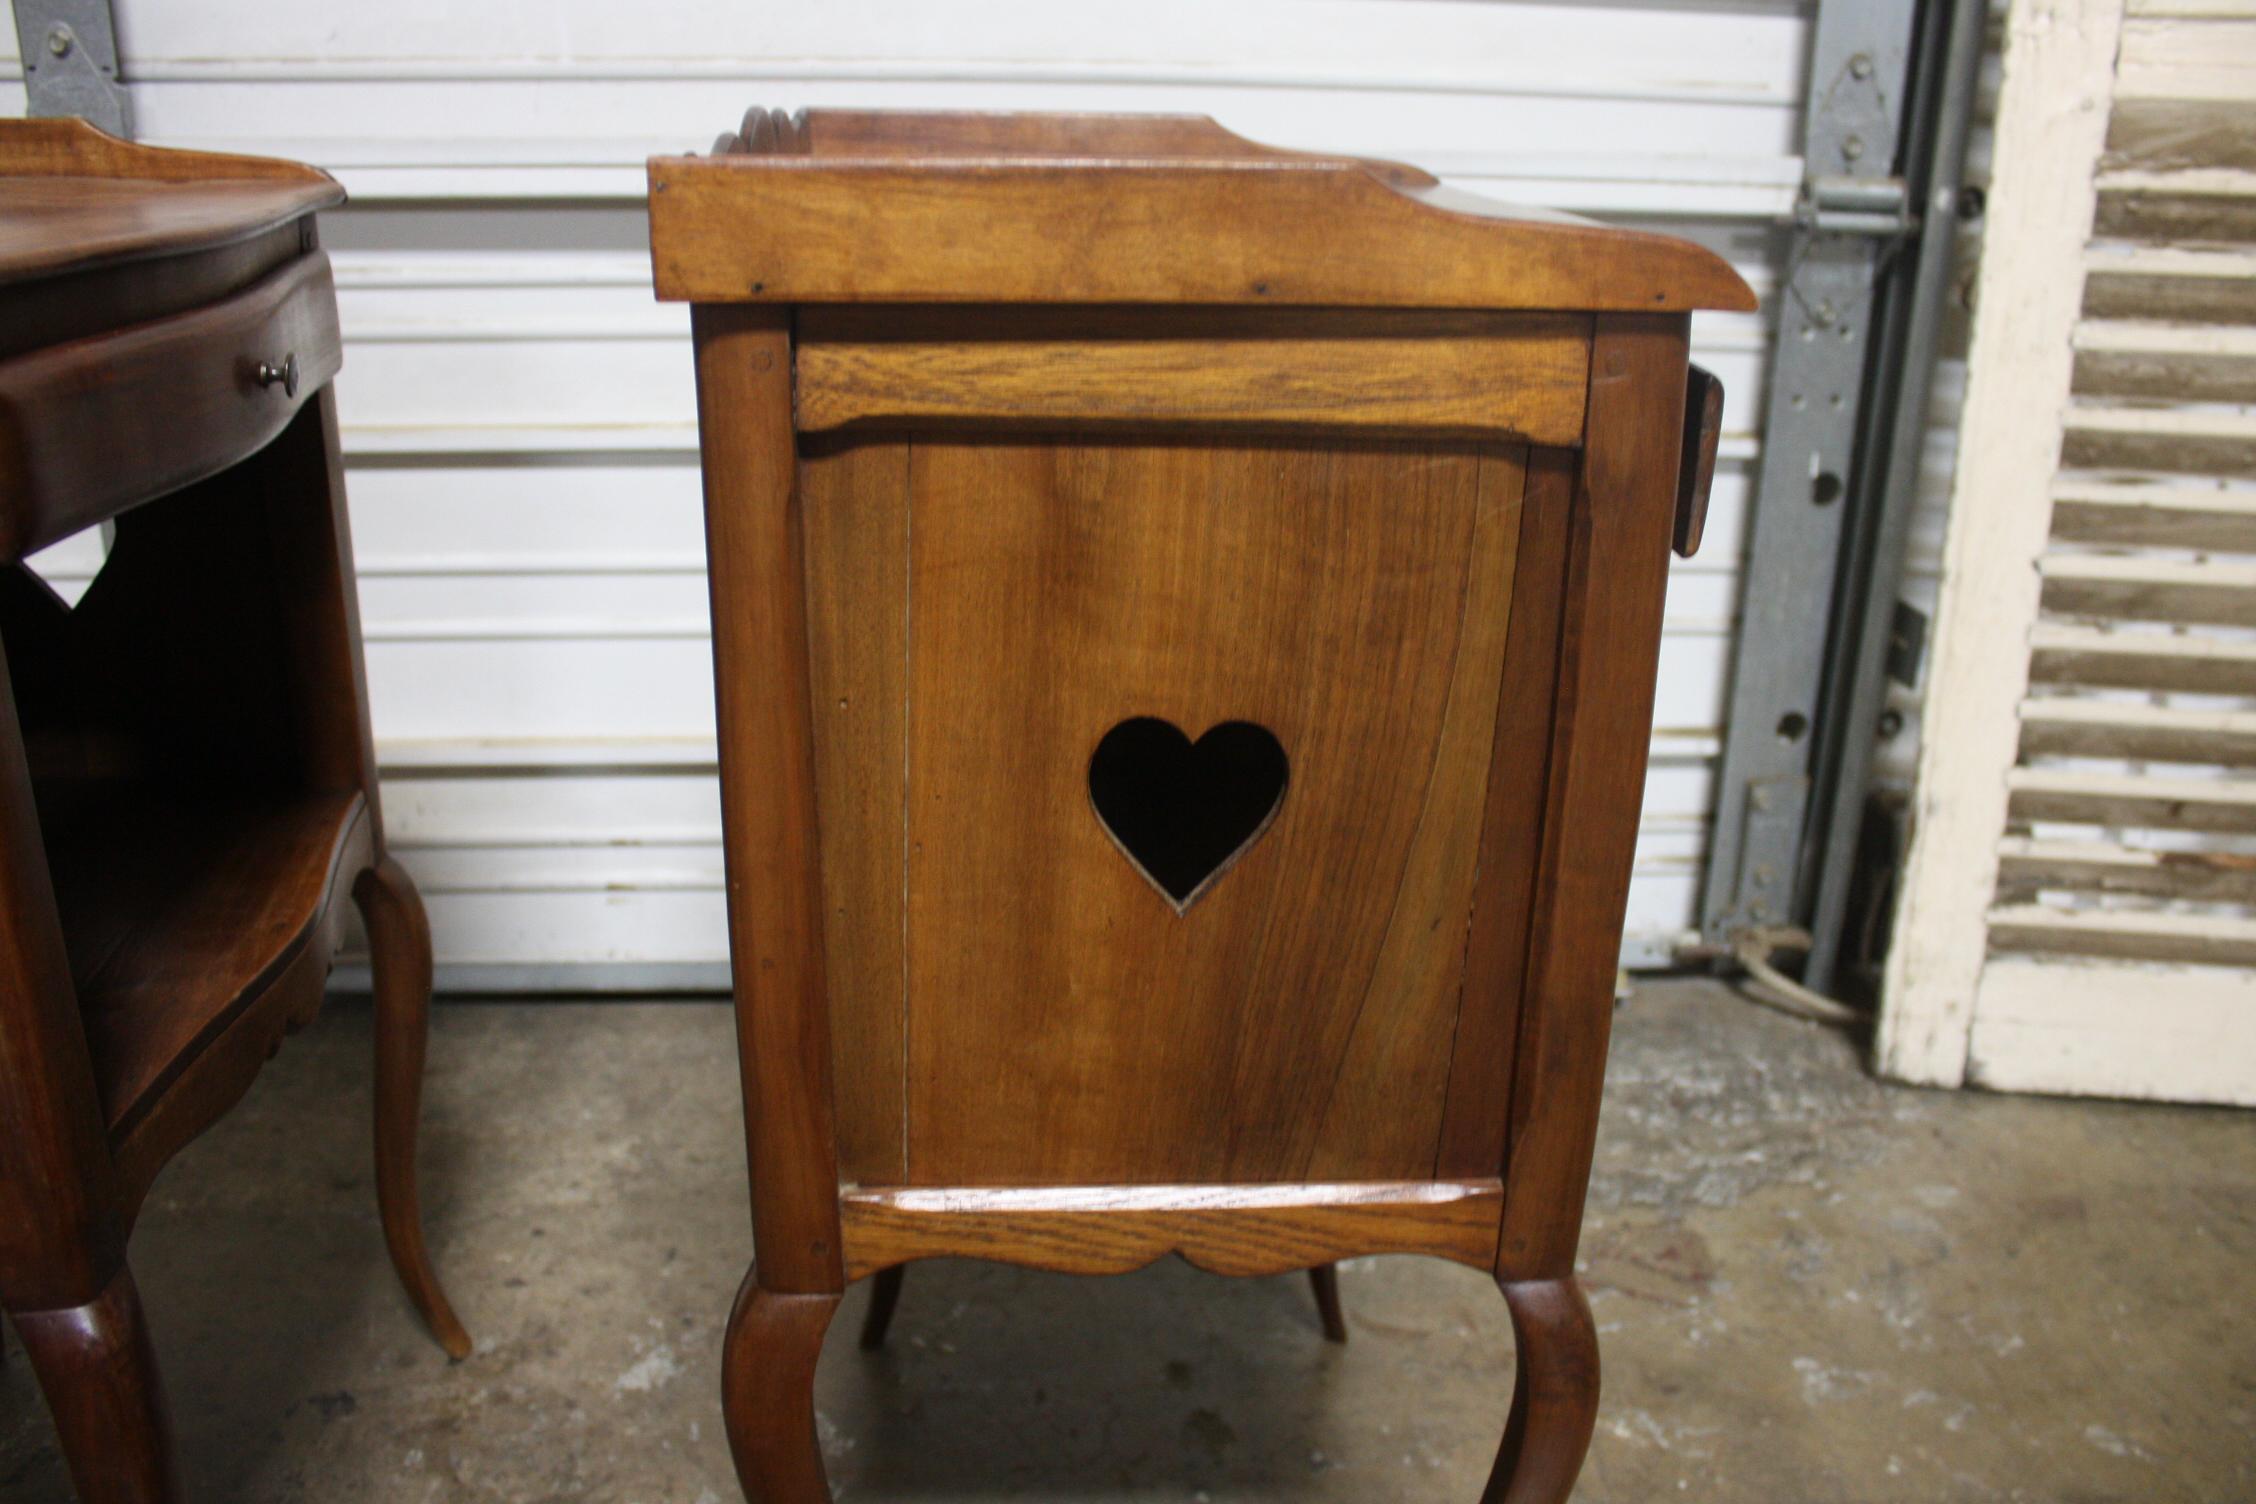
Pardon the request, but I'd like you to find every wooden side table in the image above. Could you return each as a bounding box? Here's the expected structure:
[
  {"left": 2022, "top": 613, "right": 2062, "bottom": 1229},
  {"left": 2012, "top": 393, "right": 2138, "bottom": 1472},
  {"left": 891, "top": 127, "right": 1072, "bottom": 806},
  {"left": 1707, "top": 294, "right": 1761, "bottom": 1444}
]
[
  {"left": 651, "top": 109, "right": 1750, "bottom": 1503},
  {"left": 0, "top": 119, "right": 467, "bottom": 1503}
]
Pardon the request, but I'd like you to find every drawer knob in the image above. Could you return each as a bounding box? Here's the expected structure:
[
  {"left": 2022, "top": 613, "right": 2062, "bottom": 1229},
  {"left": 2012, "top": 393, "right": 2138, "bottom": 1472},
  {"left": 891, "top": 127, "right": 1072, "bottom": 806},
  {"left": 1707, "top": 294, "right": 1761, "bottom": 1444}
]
[{"left": 255, "top": 353, "right": 300, "bottom": 398}]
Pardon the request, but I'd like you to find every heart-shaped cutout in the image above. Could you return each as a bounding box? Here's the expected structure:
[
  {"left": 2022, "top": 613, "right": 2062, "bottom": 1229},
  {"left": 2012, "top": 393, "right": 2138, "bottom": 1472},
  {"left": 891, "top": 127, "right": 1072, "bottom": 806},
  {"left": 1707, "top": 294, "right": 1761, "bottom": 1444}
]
[{"left": 1087, "top": 717, "right": 1289, "bottom": 913}]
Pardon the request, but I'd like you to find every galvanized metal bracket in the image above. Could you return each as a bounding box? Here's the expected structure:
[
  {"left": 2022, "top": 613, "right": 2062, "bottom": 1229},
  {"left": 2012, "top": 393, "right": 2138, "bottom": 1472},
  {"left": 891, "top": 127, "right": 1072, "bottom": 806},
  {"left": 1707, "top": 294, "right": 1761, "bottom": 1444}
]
[
  {"left": 14, "top": 0, "right": 133, "bottom": 138},
  {"left": 1701, "top": 0, "right": 1989, "bottom": 992},
  {"left": 1701, "top": 0, "right": 1922, "bottom": 949}
]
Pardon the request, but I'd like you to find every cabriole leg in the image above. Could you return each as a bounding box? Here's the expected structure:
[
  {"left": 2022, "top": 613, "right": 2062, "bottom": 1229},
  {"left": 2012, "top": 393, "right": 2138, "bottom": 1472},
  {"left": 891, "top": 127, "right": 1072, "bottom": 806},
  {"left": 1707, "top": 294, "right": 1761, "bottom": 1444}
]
[
  {"left": 723, "top": 1267, "right": 840, "bottom": 1503},
  {"left": 1307, "top": 1263, "right": 1348, "bottom": 1343},
  {"left": 857, "top": 1264, "right": 906, "bottom": 1351},
  {"left": 1481, "top": 1276, "right": 1599, "bottom": 1504},
  {"left": 355, "top": 855, "right": 472, "bottom": 1359},
  {"left": 11, "top": 1266, "right": 183, "bottom": 1503}
]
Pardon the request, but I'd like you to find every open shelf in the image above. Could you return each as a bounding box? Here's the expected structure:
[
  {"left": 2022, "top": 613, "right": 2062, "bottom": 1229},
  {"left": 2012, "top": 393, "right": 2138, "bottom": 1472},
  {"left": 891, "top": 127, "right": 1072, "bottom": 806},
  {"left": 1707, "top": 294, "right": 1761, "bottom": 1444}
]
[{"left": 41, "top": 781, "right": 368, "bottom": 1135}]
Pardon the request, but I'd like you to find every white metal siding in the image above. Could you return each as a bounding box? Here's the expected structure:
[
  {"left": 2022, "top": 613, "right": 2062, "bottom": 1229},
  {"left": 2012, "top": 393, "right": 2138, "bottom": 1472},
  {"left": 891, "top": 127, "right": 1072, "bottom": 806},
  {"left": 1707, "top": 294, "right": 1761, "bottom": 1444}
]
[{"left": 5, "top": 0, "right": 1816, "bottom": 980}]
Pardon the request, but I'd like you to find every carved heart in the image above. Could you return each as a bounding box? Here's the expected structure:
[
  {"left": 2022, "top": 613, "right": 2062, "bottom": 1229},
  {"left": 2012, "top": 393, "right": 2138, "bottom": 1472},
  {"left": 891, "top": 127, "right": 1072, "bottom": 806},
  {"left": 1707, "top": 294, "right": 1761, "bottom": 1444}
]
[{"left": 1087, "top": 717, "right": 1289, "bottom": 913}]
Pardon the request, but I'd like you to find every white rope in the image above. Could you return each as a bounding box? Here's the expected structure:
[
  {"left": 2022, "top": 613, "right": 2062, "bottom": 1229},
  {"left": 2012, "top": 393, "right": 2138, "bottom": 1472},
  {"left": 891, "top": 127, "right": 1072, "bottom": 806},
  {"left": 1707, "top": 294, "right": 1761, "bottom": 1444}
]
[{"left": 1728, "top": 926, "right": 1868, "bottom": 1027}]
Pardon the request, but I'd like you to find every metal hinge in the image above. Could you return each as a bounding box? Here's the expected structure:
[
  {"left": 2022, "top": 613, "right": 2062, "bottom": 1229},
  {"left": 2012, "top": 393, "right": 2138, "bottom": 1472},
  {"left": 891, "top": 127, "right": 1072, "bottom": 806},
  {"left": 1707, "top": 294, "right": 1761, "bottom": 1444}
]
[{"left": 1798, "top": 175, "right": 1916, "bottom": 238}]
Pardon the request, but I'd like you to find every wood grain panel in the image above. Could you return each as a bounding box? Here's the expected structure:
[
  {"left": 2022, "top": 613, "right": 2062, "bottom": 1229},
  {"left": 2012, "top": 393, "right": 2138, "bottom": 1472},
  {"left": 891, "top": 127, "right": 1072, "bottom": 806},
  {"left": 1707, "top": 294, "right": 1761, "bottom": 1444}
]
[
  {"left": 901, "top": 437, "right": 1510, "bottom": 1186},
  {"left": 838, "top": 1179, "right": 1504, "bottom": 1279},
  {"left": 795, "top": 311, "right": 1590, "bottom": 444},
  {"left": 1303, "top": 448, "right": 1525, "bottom": 1180},
  {"left": 1436, "top": 448, "right": 1574, "bottom": 1179},
  {"left": 802, "top": 439, "right": 911, "bottom": 1185}
]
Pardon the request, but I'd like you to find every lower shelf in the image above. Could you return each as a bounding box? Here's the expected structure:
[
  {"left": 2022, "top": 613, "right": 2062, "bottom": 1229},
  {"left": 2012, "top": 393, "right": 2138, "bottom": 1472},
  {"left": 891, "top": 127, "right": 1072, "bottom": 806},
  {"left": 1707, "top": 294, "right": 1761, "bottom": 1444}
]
[{"left": 43, "top": 782, "right": 368, "bottom": 1134}]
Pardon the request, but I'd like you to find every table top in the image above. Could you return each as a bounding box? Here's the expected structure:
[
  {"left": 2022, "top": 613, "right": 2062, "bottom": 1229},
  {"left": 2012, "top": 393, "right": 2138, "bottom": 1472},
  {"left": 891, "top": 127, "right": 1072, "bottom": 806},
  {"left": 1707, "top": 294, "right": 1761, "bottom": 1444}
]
[
  {"left": 651, "top": 109, "right": 1758, "bottom": 313},
  {"left": 0, "top": 118, "right": 341, "bottom": 286}
]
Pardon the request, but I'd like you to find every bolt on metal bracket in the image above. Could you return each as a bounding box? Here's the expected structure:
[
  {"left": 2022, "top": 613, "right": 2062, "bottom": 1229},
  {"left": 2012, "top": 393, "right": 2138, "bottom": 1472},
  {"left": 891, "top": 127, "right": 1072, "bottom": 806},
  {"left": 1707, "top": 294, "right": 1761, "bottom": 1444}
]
[{"left": 14, "top": 0, "right": 133, "bottom": 138}]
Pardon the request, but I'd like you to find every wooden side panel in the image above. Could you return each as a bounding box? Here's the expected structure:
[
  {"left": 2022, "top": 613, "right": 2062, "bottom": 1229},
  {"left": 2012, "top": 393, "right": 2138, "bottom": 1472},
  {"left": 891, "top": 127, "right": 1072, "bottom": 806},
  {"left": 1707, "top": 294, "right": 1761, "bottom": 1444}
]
[
  {"left": 1497, "top": 314, "right": 1687, "bottom": 1280},
  {"left": 1436, "top": 448, "right": 1575, "bottom": 1179},
  {"left": 1304, "top": 447, "right": 1525, "bottom": 1179},
  {"left": 900, "top": 437, "right": 1514, "bottom": 1186},
  {"left": 801, "top": 439, "right": 911, "bottom": 1186}
]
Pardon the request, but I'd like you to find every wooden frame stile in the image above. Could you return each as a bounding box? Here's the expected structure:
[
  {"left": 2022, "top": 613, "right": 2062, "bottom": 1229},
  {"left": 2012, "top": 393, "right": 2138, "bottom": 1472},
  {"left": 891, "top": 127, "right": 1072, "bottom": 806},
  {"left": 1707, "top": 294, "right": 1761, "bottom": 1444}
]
[
  {"left": 692, "top": 303, "right": 854, "bottom": 1489},
  {"left": 1485, "top": 314, "right": 1691, "bottom": 1493},
  {"left": 659, "top": 109, "right": 1745, "bottom": 1504}
]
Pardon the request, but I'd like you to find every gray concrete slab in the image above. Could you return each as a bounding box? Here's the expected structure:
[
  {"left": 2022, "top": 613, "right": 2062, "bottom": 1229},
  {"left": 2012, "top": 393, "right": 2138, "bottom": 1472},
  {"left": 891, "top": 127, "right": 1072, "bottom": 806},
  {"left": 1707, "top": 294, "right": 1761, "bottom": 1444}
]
[{"left": 3, "top": 979, "right": 2250, "bottom": 1501}]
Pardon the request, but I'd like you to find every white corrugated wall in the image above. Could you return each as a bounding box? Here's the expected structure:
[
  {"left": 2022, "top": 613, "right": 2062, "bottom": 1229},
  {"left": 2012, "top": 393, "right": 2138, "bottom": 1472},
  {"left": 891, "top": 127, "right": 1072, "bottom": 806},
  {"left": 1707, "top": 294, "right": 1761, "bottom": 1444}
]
[{"left": 4, "top": 1, "right": 1847, "bottom": 983}]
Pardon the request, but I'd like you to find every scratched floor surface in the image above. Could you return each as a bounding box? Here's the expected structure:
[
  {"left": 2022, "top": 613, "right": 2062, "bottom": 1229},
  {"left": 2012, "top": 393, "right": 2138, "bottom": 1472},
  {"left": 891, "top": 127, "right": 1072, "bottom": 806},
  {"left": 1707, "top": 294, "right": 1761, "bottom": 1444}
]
[{"left": 3, "top": 980, "right": 2250, "bottom": 1502}]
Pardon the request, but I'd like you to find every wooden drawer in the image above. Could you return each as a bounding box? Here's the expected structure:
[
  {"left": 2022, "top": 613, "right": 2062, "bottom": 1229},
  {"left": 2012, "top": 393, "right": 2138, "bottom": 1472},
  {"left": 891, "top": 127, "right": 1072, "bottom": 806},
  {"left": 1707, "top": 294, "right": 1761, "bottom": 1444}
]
[{"left": 0, "top": 250, "right": 340, "bottom": 562}]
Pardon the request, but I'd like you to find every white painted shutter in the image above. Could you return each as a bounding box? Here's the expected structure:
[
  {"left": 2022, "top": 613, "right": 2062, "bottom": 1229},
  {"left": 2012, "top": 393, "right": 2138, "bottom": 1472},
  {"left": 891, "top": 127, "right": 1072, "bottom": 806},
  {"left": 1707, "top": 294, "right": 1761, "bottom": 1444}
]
[
  {"left": 4, "top": 0, "right": 1814, "bottom": 983},
  {"left": 1883, "top": 0, "right": 2256, "bottom": 1104}
]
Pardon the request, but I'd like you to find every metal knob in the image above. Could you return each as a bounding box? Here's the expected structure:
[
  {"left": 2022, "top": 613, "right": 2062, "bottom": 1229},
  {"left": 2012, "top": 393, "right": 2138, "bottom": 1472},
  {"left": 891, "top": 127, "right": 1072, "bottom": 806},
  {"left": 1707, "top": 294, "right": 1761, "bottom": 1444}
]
[{"left": 255, "top": 352, "right": 299, "bottom": 398}]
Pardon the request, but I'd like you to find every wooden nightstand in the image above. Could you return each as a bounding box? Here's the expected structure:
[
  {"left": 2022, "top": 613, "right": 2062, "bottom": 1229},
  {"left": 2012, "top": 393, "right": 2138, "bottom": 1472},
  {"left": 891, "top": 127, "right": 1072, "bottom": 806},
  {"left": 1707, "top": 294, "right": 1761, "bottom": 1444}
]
[
  {"left": 652, "top": 108, "right": 1748, "bottom": 1504},
  {"left": 0, "top": 118, "right": 467, "bottom": 1503}
]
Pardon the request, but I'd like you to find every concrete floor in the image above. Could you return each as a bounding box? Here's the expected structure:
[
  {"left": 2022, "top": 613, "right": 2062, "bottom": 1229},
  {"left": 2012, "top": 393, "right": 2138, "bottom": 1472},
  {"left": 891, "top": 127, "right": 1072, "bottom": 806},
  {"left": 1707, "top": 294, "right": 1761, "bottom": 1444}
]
[{"left": 3, "top": 979, "right": 2251, "bottom": 1502}]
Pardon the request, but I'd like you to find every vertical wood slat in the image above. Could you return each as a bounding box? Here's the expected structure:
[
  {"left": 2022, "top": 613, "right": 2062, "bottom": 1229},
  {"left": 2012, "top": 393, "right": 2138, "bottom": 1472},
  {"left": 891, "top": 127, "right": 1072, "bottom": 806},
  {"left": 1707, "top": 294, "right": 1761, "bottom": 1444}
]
[
  {"left": 802, "top": 440, "right": 911, "bottom": 1188},
  {"left": 1496, "top": 313, "right": 1686, "bottom": 1280},
  {"left": 692, "top": 305, "right": 843, "bottom": 1293},
  {"left": 1435, "top": 449, "right": 1572, "bottom": 1180},
  {"left": 1305, "top": 445, "right": 1528, "bottom": 1181}
]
